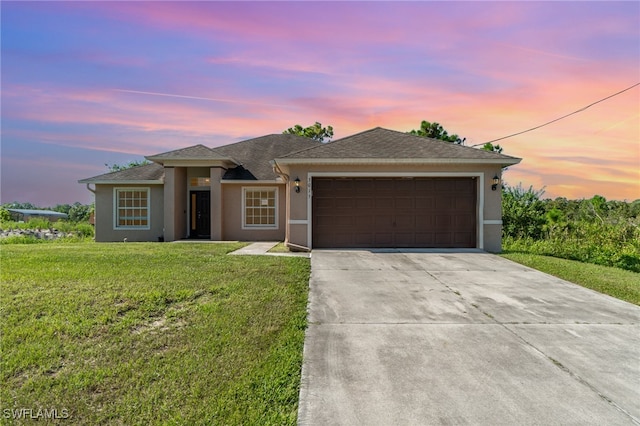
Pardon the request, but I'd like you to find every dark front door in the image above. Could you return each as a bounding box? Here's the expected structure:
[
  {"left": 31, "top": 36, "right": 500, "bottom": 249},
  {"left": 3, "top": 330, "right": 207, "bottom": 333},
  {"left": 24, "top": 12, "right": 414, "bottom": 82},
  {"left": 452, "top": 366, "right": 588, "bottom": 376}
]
[{"left": 190, "top": 191, "right": 211, "bottom": 238}]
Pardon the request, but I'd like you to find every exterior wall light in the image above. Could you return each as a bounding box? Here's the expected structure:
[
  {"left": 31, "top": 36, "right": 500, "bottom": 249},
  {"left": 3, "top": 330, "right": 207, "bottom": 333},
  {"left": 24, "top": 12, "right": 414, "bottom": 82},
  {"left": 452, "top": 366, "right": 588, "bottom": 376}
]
[
  {"left": 491, "top": 175, "right": 500, "bottom": 191},
  {"left": 294, "top": 177, "right": 301, "bottom": 193}
]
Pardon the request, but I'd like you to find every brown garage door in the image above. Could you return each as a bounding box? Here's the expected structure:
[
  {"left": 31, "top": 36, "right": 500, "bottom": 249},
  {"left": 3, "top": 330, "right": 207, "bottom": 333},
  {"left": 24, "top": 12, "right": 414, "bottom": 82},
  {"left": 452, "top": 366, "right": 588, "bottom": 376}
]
[{"left": 312, "top": 177, "right": 477, "bottom": 248}]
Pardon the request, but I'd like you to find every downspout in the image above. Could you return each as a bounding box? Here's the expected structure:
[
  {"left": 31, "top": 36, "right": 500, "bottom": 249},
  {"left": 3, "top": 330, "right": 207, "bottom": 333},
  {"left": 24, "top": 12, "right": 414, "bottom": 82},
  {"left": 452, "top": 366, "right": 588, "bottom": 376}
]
[{"left": 85, "top": 183, "right": 96, "bottom": 194}]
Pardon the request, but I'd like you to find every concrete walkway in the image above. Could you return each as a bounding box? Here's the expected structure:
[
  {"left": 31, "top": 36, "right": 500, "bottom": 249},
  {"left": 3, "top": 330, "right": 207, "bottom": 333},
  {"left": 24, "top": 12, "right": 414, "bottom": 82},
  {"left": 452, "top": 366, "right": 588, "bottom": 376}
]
[
  {"left": 228, "top": 241, "right": 310, "bottom": 257},
  {"left": 297, "top": 250, "right": 640, "bottom": 425}
]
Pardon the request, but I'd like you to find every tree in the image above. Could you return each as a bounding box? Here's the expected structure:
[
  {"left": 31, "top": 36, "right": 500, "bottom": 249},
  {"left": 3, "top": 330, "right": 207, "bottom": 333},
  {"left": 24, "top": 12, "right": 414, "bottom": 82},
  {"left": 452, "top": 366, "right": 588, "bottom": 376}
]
[
  {"left": 501, "top": 183, "right": 547, "bottom": 239},
  {"left": 0, "top": 208, "right": 11, "bottom": 222},
  {"left": 480, "top": 142, "right": 503, "bottom": 154},
  {"left": 283, "top": 122, "right": 334, "bottom": 143},
  {"left": 68, "top": 202, "right": 92, "bottom": 222},
  {"left": 105, "top": 159, "right": 150, "bottom": 172},
  {"left": 408, "top": 120, "right": 465, "bottom": 144}
]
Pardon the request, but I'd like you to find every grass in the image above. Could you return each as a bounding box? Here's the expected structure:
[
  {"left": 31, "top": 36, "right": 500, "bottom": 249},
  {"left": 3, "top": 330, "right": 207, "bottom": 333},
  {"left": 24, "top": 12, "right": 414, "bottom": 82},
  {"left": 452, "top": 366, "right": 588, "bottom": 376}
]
[
  {"left": 268, "top": 243, "right": 290, "bottom": 253},
  {"left": 0, "top": 243, "right": 311, "bottom": 425},
  {"left": 501, "top": 252, "right": 640, "bottom": 306}
]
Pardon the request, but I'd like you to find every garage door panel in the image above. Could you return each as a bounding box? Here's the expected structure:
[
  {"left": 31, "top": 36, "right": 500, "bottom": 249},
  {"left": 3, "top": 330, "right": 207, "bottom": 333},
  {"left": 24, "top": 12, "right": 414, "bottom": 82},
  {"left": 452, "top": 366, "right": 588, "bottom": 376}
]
[
  {"left": 375, "top": 198, "right": 393, "bottom": 209},
  {"left": 415, "top": 217, "right": 435, "bottom": 231},
  {"left": 313, "top": 177, "right": 476, "bottom": 248},
  {"left": 435, "top": 215, "right": 453, "bottom": 227},
  {"left": 374, "top": 179, "right": 395, "bottom": 191},
  {"left": 395, "top": 197, "right": 414, "bottom": 209},
  {"left": 334, "top": 198, "right": 354, "bottom": 209},
  {"left": 415, "top": 197, "right": 435, "bottom": 209},
  {"left": 354, "top": 215, "right": 375, "bottom": 228},
  {"left": 435, "top": 233, "right": 453, "bottom": 245},
  {"left": 374, "top": 233, "right": 393, "bottom": 245},
  {"left": 415, "top": 232, "right": 435, "bottom": 245},
  {"left": 395, "top": 215, "right": 414, "bottom": 228},
  {"left": 395, "top": 233, "right": 415, "bottom": 246},
  {"left": 375, "top": 215, "right": 393, "bottom": 226},
  {"left": 435, "top": 196, "right": 455, "bottom": 210},
  {"left": 354, "top": 233, "right": 374, "bottom": 245},
  {"left": 356, "top": 198, "right": 374, "bottom": 209}
]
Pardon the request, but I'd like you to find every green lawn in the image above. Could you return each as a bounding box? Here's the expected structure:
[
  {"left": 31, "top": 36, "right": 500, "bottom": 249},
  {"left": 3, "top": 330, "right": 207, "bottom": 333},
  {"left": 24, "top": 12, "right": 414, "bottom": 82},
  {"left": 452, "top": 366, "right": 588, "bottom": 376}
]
[
  {"left": 0, "top": 243, "right": 310, "bottom": 425},
  {"left": 501, "top": 252, "right": 640, "bottom": 306}
]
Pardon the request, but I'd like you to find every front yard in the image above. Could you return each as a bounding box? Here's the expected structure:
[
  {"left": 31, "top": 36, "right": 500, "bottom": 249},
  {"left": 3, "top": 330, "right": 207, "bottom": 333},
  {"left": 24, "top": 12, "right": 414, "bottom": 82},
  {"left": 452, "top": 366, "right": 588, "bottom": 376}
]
[{"left": 0, "top": 243, "right": 310, "bottom": 425}]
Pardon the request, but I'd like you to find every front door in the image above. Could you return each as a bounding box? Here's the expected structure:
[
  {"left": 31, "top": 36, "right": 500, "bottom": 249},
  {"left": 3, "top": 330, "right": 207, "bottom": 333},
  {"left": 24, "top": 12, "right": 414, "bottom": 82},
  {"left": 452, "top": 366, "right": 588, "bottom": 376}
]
[{"left": 190, "top": 191, "right": 211, "bottom": 238}]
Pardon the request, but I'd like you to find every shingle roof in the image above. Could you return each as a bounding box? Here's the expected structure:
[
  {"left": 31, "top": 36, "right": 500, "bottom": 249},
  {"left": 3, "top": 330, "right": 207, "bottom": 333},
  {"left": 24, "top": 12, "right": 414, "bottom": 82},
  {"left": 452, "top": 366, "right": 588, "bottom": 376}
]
[
  {"left": 145, "top": 144, "right": 233, "bottom": 161},
  {"left": 79, "top": 128, "right": 521, "bottom": 184},
  {"left": 7, "top": 209, "right": 69, "bottom": 218},
  {"left": 215, "top": 134, "right": 322, "bottom": 180},
  {"left": 78, "top": 163, "right": 165, "bottom": 184},
  {"left": 278, "top": 127, "right": 521, "bottom": 164}
]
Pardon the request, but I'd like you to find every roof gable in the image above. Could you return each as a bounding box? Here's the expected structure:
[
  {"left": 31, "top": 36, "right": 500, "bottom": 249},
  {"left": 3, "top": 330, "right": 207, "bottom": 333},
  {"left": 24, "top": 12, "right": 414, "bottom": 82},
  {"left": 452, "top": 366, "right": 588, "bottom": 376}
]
[
  {"left": 278, "top": 127, "right": 521, "bottom": 165},
  {"left": 78, "top": 163, "right": 165, "bottom": 184},
  {"left": 146, "top": 144, "right": 234, "bottom": 162},
  {"left": 215, "top": 134, "right": 322, "bottom": 180}
]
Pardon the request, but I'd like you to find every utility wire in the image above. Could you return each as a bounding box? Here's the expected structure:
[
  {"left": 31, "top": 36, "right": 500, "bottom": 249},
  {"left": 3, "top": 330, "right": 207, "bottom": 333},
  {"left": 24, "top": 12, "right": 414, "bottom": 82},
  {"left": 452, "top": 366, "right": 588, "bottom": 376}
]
[{"left": 470, "top": 82, "right": 640, "bottom": 147}]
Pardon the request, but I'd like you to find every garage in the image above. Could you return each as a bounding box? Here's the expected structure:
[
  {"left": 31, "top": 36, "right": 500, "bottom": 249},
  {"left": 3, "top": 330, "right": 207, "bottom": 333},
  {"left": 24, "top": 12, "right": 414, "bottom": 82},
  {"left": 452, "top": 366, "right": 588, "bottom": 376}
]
[{"left": 312, "top": 177, "right": 477, "bottom": 248}]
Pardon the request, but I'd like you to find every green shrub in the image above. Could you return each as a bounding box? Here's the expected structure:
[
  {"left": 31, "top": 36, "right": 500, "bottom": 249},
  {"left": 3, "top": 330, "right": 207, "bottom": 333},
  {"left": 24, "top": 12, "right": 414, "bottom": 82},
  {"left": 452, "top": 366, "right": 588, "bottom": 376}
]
[{"left": 504, "top": 220, "right": 640, "bottom": 273}]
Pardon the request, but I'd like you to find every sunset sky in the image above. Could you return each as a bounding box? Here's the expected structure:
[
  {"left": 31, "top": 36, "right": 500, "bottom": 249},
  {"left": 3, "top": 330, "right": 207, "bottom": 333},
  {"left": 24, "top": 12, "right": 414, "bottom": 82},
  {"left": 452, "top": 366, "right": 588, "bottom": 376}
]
[{"left": 2, "top": 1, "right": 639, "bottom": 206}]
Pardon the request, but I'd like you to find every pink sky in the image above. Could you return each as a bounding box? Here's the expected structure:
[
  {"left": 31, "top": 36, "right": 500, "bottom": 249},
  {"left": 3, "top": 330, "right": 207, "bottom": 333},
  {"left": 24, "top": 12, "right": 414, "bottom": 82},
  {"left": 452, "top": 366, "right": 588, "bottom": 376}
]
[{"left": 1, "top": 1, "right": 638, "bottom": 206}]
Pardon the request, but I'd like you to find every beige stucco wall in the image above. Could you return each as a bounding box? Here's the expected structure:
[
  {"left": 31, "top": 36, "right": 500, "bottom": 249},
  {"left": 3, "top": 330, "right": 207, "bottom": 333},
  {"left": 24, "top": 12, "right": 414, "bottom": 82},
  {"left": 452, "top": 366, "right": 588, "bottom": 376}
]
[
  {"left": 94, "top": 184, "right": 164, "bottom": 242},
  {"left": 163, "top": 167, "right": 188, "bottom": 241},
  {"left": 280, "top": 163, "right": 505, "bottom": 252},
  {"left": 221, "top": 183, "right": 286, "bottom": 241}
]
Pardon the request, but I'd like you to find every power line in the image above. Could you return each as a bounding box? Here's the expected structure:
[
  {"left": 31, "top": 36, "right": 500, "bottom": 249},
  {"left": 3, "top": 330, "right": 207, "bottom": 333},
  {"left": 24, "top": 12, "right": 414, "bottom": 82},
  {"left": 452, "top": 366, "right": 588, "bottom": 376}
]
[{"left": 470, "top": 82, "right": 640, "bottom": 147}]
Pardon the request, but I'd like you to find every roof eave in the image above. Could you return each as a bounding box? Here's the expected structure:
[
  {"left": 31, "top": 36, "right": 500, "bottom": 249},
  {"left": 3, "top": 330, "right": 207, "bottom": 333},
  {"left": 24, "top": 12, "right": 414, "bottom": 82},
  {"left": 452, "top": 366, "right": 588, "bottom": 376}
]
[
  {"left": 273, "top": 158, "right": 522, "bottom": 166},
  {"left": 77, "top": 179, "right": 164, "bottom": 185},
  {"left": 145, "top": 156, "right": 237, "bottom": 166}
]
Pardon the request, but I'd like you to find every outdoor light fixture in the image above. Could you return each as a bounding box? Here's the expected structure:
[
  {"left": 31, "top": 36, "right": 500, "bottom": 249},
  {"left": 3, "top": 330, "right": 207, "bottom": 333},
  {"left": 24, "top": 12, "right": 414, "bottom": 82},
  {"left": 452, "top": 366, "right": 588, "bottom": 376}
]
[
  {"left": 294, "top": 177, "right": 301, "bottom": 193},
  {"left": 492, "top": 175, "right": 500, "bottom": 191}
]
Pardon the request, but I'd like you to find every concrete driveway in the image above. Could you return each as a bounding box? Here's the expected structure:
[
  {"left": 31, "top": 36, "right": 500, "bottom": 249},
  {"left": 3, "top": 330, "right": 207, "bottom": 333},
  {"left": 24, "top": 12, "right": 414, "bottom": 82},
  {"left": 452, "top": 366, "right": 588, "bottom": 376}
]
[{"left": 297, "top": 250, "right": 640, "bottom": 425}]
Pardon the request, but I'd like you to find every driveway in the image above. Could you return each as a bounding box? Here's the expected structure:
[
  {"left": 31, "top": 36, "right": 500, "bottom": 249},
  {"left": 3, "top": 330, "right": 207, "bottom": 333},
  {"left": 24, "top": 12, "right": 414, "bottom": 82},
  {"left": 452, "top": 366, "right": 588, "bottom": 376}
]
[{"left": 297, "top": 250, "right": 640, "bottom": 425}]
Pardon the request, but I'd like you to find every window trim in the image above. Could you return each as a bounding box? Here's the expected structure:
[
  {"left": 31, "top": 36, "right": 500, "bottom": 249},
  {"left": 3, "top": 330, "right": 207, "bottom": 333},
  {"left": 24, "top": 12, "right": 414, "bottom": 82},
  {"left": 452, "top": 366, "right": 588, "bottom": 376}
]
[
  {"left": 113, "top": 187, "right": 151, "bottom": 230},
  {"left": 242, "top": 187, "right": 278, "bottom": 230}
]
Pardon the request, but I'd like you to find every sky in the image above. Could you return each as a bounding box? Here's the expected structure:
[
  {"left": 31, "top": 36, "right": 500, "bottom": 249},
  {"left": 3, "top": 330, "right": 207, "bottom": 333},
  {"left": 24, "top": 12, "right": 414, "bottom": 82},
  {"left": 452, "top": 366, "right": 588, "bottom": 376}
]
[{"left": 1, "top": 1, "right": 639, "bottom": 207}]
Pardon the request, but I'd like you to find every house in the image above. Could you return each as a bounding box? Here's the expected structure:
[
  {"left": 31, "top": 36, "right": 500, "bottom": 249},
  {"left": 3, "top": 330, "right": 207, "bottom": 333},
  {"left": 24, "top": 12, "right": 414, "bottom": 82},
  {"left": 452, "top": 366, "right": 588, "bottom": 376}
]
[
  {"left": 7, "top": 209, "right": 68, "bottom": 222},
  {"left": 79, "top": 127, "right": 521, "bottom": 252}
]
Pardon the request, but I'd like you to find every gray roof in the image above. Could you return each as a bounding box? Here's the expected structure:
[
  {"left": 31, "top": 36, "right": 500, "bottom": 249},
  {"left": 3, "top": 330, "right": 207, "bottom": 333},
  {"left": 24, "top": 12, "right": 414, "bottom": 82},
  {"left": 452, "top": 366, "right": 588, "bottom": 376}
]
[
  {"left": 215, "top": 134, "right": 322, "bottom": 180},
  {"left": 278, "top": 127, "right": 521, "bottom": 164},
  {"left": 78, "top": 163, "right": 165, "bottom": 184},
  {"left": 7, "top": 209, "right": 68, "bottom": 218},
  {"left": 79, "top": 128, "right": 521, "bottom": 184},
  {"left": 146, "top": 144, "right": 233, "bottom": 162}
]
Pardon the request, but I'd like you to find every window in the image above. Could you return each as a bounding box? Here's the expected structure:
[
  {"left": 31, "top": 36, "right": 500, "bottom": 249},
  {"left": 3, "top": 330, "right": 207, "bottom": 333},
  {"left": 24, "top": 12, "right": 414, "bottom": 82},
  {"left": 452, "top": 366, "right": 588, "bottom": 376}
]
[
  {"left": 243, "top": 188, "right": 277, "bottom": 229},
  {"left": 190, "top": 177, "right": 210, "bottom": 187},
  {"left": 114, "top": 188, "right": 150, "bottom": 229}
]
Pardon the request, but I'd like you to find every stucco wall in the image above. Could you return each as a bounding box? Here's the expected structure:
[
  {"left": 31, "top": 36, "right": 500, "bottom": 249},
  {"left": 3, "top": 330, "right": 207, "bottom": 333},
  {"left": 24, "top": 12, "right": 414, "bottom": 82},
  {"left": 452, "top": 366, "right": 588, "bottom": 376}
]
[
  {"left": 221, "top": 183, "right": 286, "bottom": 241},
  {"left": 94, "top": 184, "right": 164, "bottom": 242},
  {"left": 281, "top": 163, "right": 505, "bottom": 252}
]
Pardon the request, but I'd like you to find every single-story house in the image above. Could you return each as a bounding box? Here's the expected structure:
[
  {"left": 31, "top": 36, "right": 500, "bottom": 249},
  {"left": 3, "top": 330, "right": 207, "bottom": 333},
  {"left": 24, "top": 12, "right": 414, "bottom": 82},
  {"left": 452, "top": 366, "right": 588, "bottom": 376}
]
[
  {"left": 7, "top": 209, "right": 69, "bottom": 222},
  {"left": 79, "top": 127, "right": 521, "bottom": 252}
]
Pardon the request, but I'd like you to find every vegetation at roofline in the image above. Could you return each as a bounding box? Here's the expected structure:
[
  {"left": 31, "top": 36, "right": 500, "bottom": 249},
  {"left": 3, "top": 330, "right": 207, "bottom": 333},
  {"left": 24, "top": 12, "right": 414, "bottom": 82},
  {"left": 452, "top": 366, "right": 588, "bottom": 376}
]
[
  {"left": 105, "top": 159, "right": 151, "bottom": 172},
  {"left": 407, "top": 119, "right": 504, "bottom": 153},
  {"left": 283, "top": 122, "right": 334, "bottom": 143},
  {"left": 408, "top": 120, "right": 466, "bottom": 144},
  {"left": 502, "top": 184, "right": 640, "bottom": 272}
]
